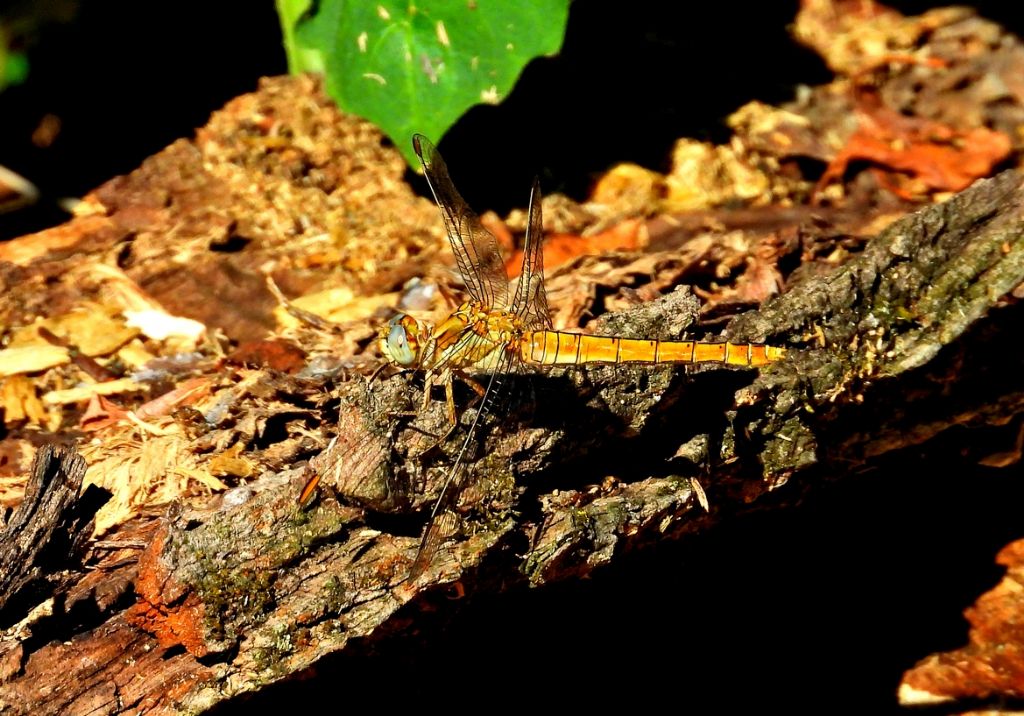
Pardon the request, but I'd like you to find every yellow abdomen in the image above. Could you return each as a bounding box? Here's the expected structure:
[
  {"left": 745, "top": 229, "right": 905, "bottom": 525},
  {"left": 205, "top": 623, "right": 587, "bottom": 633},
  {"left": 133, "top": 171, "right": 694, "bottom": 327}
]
[{"left": 520, "top": 330, "right": 785, "bottom": 367}]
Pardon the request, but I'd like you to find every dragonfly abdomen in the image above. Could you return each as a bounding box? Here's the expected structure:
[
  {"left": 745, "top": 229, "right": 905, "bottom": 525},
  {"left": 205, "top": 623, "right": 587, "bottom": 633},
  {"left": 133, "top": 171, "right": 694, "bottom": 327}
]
[{"left": 521, "top": 330, "right": 786, "bottom": 367}]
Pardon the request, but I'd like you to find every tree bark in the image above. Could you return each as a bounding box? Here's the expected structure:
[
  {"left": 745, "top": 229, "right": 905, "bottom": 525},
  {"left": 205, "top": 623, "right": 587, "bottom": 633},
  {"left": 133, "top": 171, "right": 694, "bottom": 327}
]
[{"left": 0, "top": 444, "right": 98, "bottom": 610}]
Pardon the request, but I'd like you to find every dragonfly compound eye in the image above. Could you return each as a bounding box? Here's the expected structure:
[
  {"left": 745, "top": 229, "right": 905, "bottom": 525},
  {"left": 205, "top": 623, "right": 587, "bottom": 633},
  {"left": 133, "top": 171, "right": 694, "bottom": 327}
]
[{"left": 381, "top": 314, "right": 419, "bottom": 366}]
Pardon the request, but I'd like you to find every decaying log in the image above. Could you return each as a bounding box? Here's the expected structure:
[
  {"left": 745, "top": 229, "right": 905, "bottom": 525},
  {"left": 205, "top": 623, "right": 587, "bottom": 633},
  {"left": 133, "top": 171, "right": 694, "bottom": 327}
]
[
  {"left": 0, "top": 443, "right": 99, "bottom": 611},
  {"left": 2, "top": 165, "right": 1023, "bottom": 714}
]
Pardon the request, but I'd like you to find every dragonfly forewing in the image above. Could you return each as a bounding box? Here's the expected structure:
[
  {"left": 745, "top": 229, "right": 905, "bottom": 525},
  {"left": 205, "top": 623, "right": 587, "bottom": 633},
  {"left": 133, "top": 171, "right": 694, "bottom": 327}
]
[
  {"left": 413, "top": 134, "right": 511, "bottom": 312},
  {"left": 407, "top": 345, "right": 523, "bottom": 580},
  {"left": 510, "top": 177, "right": 552, "bottom": 331}
]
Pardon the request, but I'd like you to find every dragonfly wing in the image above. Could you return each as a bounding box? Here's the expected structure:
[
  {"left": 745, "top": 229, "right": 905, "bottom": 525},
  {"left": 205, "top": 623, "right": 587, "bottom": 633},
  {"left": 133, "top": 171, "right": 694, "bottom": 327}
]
[
  {"left": 510, "top": 177, "right": 552, "bottom": 330},
  {"left": 413, "top": 135, "right": 511, "bottom": 310},
  {"left": 408, "top": 504, "right": 460, "bottom": 580},
  {"left": 408, "top": 345, "right": 517, "bottom": 580}
]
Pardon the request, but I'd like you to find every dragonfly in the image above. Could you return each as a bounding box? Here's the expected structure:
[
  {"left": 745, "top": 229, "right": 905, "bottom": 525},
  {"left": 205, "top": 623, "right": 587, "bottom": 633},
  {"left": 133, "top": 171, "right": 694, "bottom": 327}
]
[
  {"left": 300, "top": 134, "right": 787, "bottom": 579},
  {"left": 375, "top": 135, "right": 787, "bottom": 579}
]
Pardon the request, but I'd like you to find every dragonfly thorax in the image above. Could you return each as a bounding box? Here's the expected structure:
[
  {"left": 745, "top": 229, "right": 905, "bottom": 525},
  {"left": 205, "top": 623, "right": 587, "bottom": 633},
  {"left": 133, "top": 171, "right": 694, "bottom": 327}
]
[
  {"left": 438, "top": 301, "right": 525, "bottom": 371},
  {"left": 378, "top": 301, "right": 525, "bottom": 371}
]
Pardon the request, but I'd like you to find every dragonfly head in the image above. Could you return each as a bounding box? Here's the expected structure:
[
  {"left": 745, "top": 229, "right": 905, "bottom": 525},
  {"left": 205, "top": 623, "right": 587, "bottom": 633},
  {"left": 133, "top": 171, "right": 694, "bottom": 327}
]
[{"left": 379, "top": 313, "right": 423, "bottom": 367}]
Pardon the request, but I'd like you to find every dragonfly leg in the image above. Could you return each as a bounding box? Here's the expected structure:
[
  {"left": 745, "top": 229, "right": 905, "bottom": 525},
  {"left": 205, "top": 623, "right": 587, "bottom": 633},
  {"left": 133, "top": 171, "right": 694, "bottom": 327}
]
[
  {"left": 406, "top": 369, "right": 461, "bottom": 460},
  {"left": 419, "top": 368, "right": 458, "bottom": 426},
  {"left": 454, "top": 370, "right": 488, "bottom": 399},
  {"left": 439, "top": 370, "right": 460, "bottom": 440},
  {"left": 410, "top": 368, "right": 489, "bottom": 459}
]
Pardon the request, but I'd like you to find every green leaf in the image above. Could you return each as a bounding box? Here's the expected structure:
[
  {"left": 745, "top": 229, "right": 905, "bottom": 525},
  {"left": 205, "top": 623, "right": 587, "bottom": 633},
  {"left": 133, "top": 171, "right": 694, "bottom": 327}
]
[
  {"left": 293, "top": 0, "right": 568, "bottom": 165},
  {"left": 0, "top": 24, "right": 29, "bottom": 91},
  {"left": 276, "top": 0, "right": 324, "bottom": 74},
  {"left": 2, "top": 51, "right": 28, "bottom": 88}
]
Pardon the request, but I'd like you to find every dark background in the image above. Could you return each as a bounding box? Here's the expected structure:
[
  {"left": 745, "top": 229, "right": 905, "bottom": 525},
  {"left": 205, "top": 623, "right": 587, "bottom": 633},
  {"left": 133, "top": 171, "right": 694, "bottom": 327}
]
[{"left": 3, "top": 1, "right": 1023, "bottom": 711}]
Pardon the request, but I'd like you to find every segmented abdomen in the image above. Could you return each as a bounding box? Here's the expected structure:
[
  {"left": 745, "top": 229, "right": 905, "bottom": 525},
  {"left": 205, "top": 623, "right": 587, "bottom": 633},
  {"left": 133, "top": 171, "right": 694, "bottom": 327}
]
[{"left": 520, "top": 331, "right": 785, "bottom": 367}]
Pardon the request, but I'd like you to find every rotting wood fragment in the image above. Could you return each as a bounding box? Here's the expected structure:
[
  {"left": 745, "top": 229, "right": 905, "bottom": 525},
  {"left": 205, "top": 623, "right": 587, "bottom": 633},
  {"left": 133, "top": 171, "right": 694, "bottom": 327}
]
[{"left": 0, "top": 443, "right": 103, "bottom": 613}]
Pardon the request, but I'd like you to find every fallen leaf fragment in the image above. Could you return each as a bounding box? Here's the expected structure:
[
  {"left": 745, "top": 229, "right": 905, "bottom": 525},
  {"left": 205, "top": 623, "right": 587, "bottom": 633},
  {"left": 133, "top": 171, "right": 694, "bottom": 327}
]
[
  {"left": 24, "top": 305, "right": 139, "bottom": 357},
  {"left": 173, "top": 466, "right": 230, "bottom": 491},
  {"left": 134, "top": 376, "right": 213, "bottom": 421},
  {"left": 0, "top": 375, "right": 48, "bottom": 425},
  {"left": 816, "top": 102, "right": 1013, "bottom": 198},
  {"left": 228, "top": 339, "right": 307, "bottom": 373},
  {"left": 81, "top": 431, "right": 212, "bottom": 535},
  {"left": 77, "top": 377, "right": 211, "bottom": 433},
  {"left": 663, "top": 138, "right": 793, "bottom": 212},
  {"left": 793, "top": 0, "right": 970, "bottom": 75},
  {"left": 42, "top": 378, "right": 149, "bottom": 406},
  {"left": 207, "top": 442, "right": 257, "bottom": 479},
  {"left": 123, "top": 309, "right": 206, "bottom": 342},
  {"left": 79, "top": 394, "right": 129, "bottom": 432},
  {"left": 589, "top": 163, "right": 665, "bottom": 217},
  {"left": 0, "top": 345, "right": 69, "bottom": 378},
  {"left": 900, "top": 538, "right": 1024, "bottom": 705},
  {"left": 505, "top": 219, "right": 644, "bottom": 277},
  {"left": 274, "top": 286, "right": 398, "bottom": 327}
]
